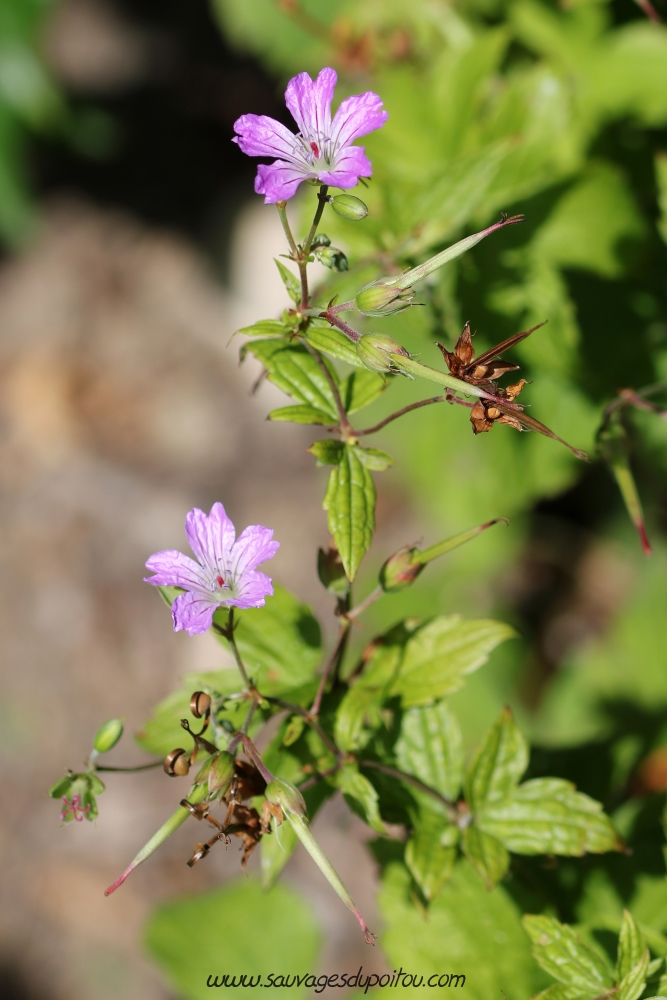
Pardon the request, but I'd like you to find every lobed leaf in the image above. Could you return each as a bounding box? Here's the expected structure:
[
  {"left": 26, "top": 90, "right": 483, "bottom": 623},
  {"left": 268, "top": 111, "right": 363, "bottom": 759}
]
[
  {"left": 396, "top": 702, "right": 464, "bottom": 802},
  {"left": 341, "top": 369, "right": 387, "bottom": 414},
  {"left": 405, "top": 810, "right": 458, "bottom": 901},
  {"left": 323, "top": 444, "right": 376, "bottom": 581},
  {"left": 335, "top": 763, "right": 386, "bottom": 834},
  {"left": 212, "top": 585, "right": 322, "bottom": 695},
  {"left": 462, "top": 825, "right": 509, "bottom": 889},
  {"left": 618, "top": 910, "right": 648, "bottom": 984},
  {"left": 268, "top": 404, "right": 335, "bottom": 426},
  {"left": 464, "top": 706, "right": 528, "bottom": 812},
  {"left": 274, "top": 258, "right": 301, "bottom": 303},
  {"left": 389, "top": 616, "right": 516, "bottom": 707},
  {"left": 478, "top": 778, "right": 623, "bottom": 856},
  {"left": 523, "top": 915, "right": 614, "bottom": 993},
  {"left": 618, "top": 949, "right": 650, "bottom": 1000},
  {"left": 304, "top": 321, "right": 364, "bottom": 367}
]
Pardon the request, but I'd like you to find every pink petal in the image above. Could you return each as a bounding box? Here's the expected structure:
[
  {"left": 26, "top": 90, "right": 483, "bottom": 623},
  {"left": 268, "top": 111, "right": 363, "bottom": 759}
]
[
  {"left": 285, "top": 67, "right": 337, "bottom": 139},
  {"left": 230, "top": 525, "right": 280, "bottom": 579},
  {"left": 255, "top": 162, "right": 310, "bottom": 203},
  {"left": 228, "top": 570, "right": 274, "bottom": 610},
  {"left": 318, "top": 145, "right": 372, "bottom": 189},
  {"left": 330, "top": 91, "right": 388, "bottom": 148},
  {"left": 232, "top": 114, "right": 300, "bottom": 163},
  {"left": 144, "top": 550, "right": 206, "bottom": 590},
  {"left": 185, "top": 503, "right": 235, "bottom": 575},
  {"left": 171, "top": 591, "right": 218, "bottom": 636}
]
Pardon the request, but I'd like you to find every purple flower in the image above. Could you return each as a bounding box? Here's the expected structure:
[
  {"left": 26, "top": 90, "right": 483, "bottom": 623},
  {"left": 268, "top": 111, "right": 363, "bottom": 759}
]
[
  {"left": 232, "top": 67, "right": 388, "bottom": 204},
  {"left": 145, "top": 503, "right": 279, "bottom": 636}
]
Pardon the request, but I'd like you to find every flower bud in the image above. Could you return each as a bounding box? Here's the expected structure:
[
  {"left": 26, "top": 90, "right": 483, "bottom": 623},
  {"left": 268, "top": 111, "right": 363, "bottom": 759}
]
[
  {"left": 265, "top": 778, "right": 307, "bottom": 819},
  {"left": 164, "top": 748, "right": 190, "bottom": 777},
  {"left": 314, "top": 245, "right": 348, "bottom": 271},
  {"left": 379, "top": 545, "right": 424, "bottom": 593},
  {"left": 355, "top": 277, "right": 415, "bottom": 317},
  {"left": 93, "top": 718, "right": 124, "bottom": 754},
  {"left": 357, "top": 334, "right": 410, "bottom": 374},
  {"left": 190, "top": 691, "right": 211, "bottom": 719},
  {"left": 311, "top": 233, "right": 331, "bottom": 248},
  {"left": 206, "top": 751, "right": 235, "bottom": 798},
  {"left": 331, "top": 194, "right": 369, "bottom": 221}
]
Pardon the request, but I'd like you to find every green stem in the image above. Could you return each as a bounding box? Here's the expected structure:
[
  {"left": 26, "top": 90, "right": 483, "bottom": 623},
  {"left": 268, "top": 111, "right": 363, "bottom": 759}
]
[
  {"left": 358, "top": 760, "right": 459, "bottom": 824},
  {"left": 356, "top": 396, "right": 448, "bottom": 436},
  {"left": 213, "top": 610, "right": 253, "bottom": 690},
  {"left": 276, "top": 201, "right": 299, "bottom": 257},
  {"left": 346, "top": 586, "right": 383, "bottom": 621},
  {"left": 302, "top": 340, "right": 353, "bottom": 434},
  {"left": 95, "top": 761, "right": 162, "bottom": 772},
  {"left": 311, "top": 618, "right": 351, "bottom": 718},
  {"left": 303, "top": 184, "right": 329, "bottom": 258},
  {"left": 104, "top": 781, "right": 209, "bottom": 895}
]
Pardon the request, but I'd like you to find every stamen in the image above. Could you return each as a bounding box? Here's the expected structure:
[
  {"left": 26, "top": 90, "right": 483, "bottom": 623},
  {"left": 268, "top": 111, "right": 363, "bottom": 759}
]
[
  {"left": 310, "top": 141, "right": 320, "bottom": 158},
  {"left": 216, "top": 575, "right": 225, "bottom": 587}
]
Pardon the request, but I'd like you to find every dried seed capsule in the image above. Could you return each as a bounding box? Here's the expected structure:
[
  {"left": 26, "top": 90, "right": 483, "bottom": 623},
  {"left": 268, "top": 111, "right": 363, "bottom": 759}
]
[
  {"left": 190, "top": 691, "right": 211, "bottom": 718},
  {"left": 164, "top": 748, "right": 190, "bottom": 777}
]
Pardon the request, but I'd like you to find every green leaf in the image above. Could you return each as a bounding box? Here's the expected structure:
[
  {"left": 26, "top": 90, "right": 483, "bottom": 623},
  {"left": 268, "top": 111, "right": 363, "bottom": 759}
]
[
  {"left": 243, "top": 339, "right": 339, "bottom": 420},
  {"left": 531, "top": 986, "right": 590, "bottom": 1000},
  {"left": 268, "top": 404, "right": 335, "bottom": 425},
  {"left": 618, "top": 911, "right": 648, "bottom": 983},
  {"left": 282, "top": 715, "right": 306, "bottom": 747},
  {"left": 334, "top": 763, "right": 386, "bottom": 834},
  {"left": 323, "top": 444, "right": 376, "bottom": 581},
  {"left": 464, "top": 706, "right": 528, "bottom": 813},
  {"left": 523, "top": 915, "right": 614, "bottom": 993},
  {"left": 462, "top": 825, "right": 509, "bottom": 889},
  {"left": 396, "top": 702, "right": 464, "bottom": 802},
  {"left": 334, "top": 683, "right": 386, "bottom": 752},
  {"left": 305, "top": 321, "right": 364, "bottom": 367},
  {"left": 235, "top": 318, "right": 291, "bottom": 339},
  {"left": 135, "top": 672, "right": 242, "bottom": 756},
  {"left": 478, "top": 778, "right": 622, "bottom": 856},
  {"left": 308, "top": 439, "right": 345, "bottom": 466},
  {"left": 379, "top": 860, "right": 544, "bottom": 1000},
  {"left": 341, "top": 369, "right": 387, "bottom": 414},
  {"left": 354, "top": 445, "right": 394, "bottom": 471},
  {"left": 618, "top": 950, "right": 650, "bottom": 1000},
  {"left": 274, "top": 258, "right": 301, "bottom": 303},
  {"left": 405, "top": 810, "right": 458, "bottom": 901},
  {"left": 389, "top": 616, "right": 516, "bottom": 708},
  {"left": 212, "top": 584, "right": 322, "bottom": 695},
  {"left": 145, "top": 878, "right": 321, "bottom": 1000}
]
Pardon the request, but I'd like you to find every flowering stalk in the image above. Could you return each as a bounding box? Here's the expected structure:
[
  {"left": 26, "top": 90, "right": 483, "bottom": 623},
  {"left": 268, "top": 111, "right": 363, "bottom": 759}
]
[{"left": 104, "top": 781, "right": 209, "bottom": 896}]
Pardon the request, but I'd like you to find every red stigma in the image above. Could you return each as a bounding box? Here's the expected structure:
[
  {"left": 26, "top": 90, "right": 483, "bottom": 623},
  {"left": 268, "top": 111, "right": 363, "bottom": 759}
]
[
  {"left": 310, "top": 141, "right": 320, "bottom": 157},
  {"left": 216, "top": 575, "right": 225, "bottom": 587}
]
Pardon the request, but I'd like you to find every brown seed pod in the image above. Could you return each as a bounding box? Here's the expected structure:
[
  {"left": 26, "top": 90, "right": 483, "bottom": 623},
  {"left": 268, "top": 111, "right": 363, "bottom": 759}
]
[
  {"left": 164, "top": 748, "right": 190, "bottom": 777},
  {"left": 190, "top": 691, "right": 211, "bottom": 719}
]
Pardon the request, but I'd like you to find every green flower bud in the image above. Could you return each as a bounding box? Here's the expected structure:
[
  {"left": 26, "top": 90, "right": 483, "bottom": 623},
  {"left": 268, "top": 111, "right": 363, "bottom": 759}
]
[
  {"left": 206, "top": 751, "right": 235, "bottom": 798},
  {"left": 314, "top": 245, "right": 348, "bottom": 271},
  {"left": 357, "top": 333, "right": 410, "bottom": 373},
  {"left": 93, "top": 718, "right": 124, "bottom": 754},
  {"left": 355, "top": 277, "right": 415, "bottom": 317},
  {"left": 379, "top": 545, "right": 424, "bottom": 593},
  {"left": 265, "top": 777, "right": 307, "bottom": 819},
  {"left": 311, "top": 233, "right": 331, "bottom": 248},
  {"left": 331, "top": 194, "right": 369, "bottom": 221}
]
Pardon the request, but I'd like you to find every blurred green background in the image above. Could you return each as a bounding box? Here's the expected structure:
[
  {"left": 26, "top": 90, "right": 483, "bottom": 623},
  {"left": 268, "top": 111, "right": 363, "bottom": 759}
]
[{"left": 2, "top": 0, "right": 667, "bottom": 997}]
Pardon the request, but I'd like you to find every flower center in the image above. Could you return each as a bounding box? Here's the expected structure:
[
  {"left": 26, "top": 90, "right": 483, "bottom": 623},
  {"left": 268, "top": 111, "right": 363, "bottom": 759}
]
[{"left": 310, "top": 140, "right": 320, "bottom": 158}]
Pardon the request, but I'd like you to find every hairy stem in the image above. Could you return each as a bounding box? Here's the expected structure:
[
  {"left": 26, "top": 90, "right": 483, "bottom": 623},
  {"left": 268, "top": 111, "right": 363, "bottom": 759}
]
[
  {"left": 356, "top": 396, "right": 448, "bottom": 436},
  {"left": 213, "top": 609, "right": 253, "bottom": 690},
  {"left": 324, "top": 311, "right": 362, "bottom": 343},
  {"left": 311, "top": 619, "right": 351, "bottom": 718},
  {"left": 346, "top": 585, "right": 384, "bottom": 621},
  {"left": 302, "top": 340, "right": 353, "bottom": 434},
  {"left": 95, "top": 761, "right": 162, "bottom": 772},
  {"left": 303, "top": 185, "right": 329, "bottom": 259}
]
